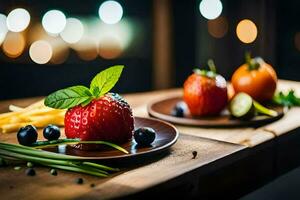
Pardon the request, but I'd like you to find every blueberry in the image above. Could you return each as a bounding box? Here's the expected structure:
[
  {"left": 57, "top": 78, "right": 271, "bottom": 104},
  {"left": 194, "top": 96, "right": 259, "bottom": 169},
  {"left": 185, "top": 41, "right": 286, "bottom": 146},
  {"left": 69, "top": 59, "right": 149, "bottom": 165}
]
[
  {"left": 17, "top": 125, "right": 38, "bottom": 146},
  {"left": 134, "top": 127, "right": 156, "bottom": 146},
  {"left": 75, "top": 178, "right": 84, "bottom": 184},
  {"left": 171, "top": 102, "right": 186, "bottom": 117},
  {"left": 25, "top": 168, "right": 36, "bottom": 176},
  {"left": 43, "top": 125, "right": 61, "bottom": 141}
]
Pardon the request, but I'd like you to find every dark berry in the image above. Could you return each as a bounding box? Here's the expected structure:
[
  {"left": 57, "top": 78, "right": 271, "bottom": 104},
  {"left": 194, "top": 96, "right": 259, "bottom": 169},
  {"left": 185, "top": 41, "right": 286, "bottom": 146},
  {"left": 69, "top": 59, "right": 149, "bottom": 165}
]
[
  {"left": 171, "top": 102, "right": 186, "bottom": 117},
  {"left": 43, "top": 125, "right": 61, "bottom": 141},
  {"left": 192, "top": 151, "right": 197, "bottom": 159},
  {"left": 90, "top": 183, "right": 95, "bottom": 188},
  {"left": 75, "top": 178, "right": 84, "bottom": 184},
  {"left": 17, "top": 125, "right": 38, "bottom": 146},
  {"left": 26, "top": 168, "right": 36, "bottom": 176},
  {"left": 134, "top": 127, "right": 156, "bottom": 146},
  {"left": 50, "top": 169, "right": 57, "bottom": 176}
]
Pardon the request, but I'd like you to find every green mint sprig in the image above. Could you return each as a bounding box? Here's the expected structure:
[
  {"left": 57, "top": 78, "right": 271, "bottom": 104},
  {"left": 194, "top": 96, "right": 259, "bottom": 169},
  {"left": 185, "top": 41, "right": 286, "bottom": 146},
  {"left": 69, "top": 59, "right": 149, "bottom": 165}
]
[
  {"left": 44, "top": 65, "right": 124, "bottom": 109},
  {"left": 30, "top": 138, "right": 129, "bottom": 154}
]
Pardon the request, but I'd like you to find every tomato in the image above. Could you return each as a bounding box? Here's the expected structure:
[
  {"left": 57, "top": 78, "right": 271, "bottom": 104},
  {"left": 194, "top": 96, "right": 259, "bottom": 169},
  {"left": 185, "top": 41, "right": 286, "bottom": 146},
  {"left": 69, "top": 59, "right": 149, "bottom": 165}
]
[
  {"left": 231, "top": 56, "right": 277, "bottom": 102},
  {"left": 183, "top": 66, "right": 228, "bottom": 117}
]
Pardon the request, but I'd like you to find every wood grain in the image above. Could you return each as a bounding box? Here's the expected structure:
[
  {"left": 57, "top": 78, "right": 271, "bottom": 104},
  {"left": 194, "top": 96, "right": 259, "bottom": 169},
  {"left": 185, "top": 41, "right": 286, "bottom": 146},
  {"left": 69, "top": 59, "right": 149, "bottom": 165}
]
[
  {"left": 0, "top": 79, "right": 299, "bottom": 199},
  {"left": 0, "top": 135, "right": 244, "bottom": 200},
  {"left": 0, "top": 90, "right": 245, "bottom": 200}
]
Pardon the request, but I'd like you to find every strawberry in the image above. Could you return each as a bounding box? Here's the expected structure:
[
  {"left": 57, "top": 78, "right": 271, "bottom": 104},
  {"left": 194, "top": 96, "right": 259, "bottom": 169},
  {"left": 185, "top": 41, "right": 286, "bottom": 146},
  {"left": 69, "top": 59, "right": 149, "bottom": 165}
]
[
  {"left": 64, "top": 93, "right": 134, "bottom": 144},
  {"left": 183, "top": 60, "right": 228, "bottom": 116},
  {"left": 45, "top": 65, "right": 134, "bottom": 149}
]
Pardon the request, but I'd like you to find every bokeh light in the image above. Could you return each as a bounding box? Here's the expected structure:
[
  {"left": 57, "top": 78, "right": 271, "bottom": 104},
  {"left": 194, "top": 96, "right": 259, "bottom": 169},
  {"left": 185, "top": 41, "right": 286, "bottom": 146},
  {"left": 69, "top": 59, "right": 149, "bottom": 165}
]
[
  {"left": 49, "top": 38, "right": 69, "bottom": 64},
  {"left": 29, "top": 40, "right": 52, "bottom": 64},
  {"left": 99, "top": 1, "right": 123, "bottom": 24},
  {"left": 0, "top": 14, "right": 8, "bottom": 44},
  {"left": 42, "top": 10, "right": 66, "bottom": 35},
  {"left": 76, "top": 40, "right": 98, "bottom": 61},
  {"left": 60, "top": 18, "right": 84, "bottom": 44},
  {"left": 78, "top": 48, "right": 98, "bottom": 61},
  {"left": 199, "top": 0, "right": 223, "bottom": 20},
  {"left": 98, "top": 36, "right": 123, "bottom": 59},
  {"left": 6, "top": 8, "right": 30, "bottom": 32},
  {"left": 236, "top": 19, "right": 258, "bottom": 44},
  {"left": 51, "top": 47, "right": 69, "bottom": 64},
  {"left": 207, "top": 16, "right": 228, "bottom": 38},
  {"left": 2, "top": 32, "right": 25, "bottom": 58},
  {"left": 28, "top": 23, "right": 48, "bottom": 43}
]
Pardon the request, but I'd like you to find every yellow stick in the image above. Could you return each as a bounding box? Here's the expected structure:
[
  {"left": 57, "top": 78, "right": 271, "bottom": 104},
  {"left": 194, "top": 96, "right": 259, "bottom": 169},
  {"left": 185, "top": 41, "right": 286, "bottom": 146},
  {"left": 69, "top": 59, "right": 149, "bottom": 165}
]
[
  {"left": 9, "top": 105, "right": 25, "bottom": 112},
  {"left": 24, "top": 99, "right": 45, "bottom": 110},
  {"left": 0, "top": 99, "right": 66, "bottom": 133}
]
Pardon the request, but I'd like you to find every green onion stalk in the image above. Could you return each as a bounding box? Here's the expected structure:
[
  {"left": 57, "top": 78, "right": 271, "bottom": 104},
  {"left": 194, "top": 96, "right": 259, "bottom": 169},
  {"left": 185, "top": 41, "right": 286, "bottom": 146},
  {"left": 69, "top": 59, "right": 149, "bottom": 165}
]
[
  {"left": 31, "top": 138, "right": 129, "bottom": 154},
  {"left": 0, "top": 141, "right": 122, "bottom": 177},
  {"left": 253, "top": 101, "right": 278, "bottom": 117}
]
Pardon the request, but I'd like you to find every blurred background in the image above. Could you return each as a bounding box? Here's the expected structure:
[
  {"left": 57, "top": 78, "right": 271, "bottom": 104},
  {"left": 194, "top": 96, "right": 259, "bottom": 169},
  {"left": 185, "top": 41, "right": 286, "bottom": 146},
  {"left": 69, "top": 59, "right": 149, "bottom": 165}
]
[{"left": 0, "top": 0, "right": 299, "bottom": 100}]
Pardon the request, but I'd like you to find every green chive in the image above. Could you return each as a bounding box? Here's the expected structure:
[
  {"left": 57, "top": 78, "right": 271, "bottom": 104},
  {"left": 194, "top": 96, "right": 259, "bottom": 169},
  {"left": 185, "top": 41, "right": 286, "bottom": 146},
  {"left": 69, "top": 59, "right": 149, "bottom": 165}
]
[
  {"left": 46, "top": 164, "right": 108, "bottom": 177},
  {"left": 0, "top": 141, "right": 119, "bottom": 177},
  {"left": 32, "top": 140, "right": 129, "bottom": 154}
]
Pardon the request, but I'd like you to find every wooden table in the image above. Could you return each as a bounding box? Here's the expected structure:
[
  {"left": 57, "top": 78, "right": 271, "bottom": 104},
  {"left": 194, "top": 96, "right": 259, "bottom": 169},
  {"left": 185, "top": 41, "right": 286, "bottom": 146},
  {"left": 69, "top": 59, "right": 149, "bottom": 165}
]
[{"left": 0, "top": 80, "right": 300, "bottom": 199}]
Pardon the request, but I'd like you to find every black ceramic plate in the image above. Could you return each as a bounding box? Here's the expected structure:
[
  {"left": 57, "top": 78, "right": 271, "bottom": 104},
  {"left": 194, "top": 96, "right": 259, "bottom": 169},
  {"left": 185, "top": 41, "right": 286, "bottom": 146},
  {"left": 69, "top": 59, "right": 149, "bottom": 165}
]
[
  {"left": 42, "top": 117, "right": 179, "bottom": 161},
  {"left": 147, "top": 96, "right": 284, "bottom": 128}
]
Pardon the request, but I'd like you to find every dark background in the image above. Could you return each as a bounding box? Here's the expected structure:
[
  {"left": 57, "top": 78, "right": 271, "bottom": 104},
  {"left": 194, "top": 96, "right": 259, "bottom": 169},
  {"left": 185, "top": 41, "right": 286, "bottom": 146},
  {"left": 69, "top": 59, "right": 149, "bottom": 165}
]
[{"left": 0, "top": 0, "right": 299, "bottom": 100}]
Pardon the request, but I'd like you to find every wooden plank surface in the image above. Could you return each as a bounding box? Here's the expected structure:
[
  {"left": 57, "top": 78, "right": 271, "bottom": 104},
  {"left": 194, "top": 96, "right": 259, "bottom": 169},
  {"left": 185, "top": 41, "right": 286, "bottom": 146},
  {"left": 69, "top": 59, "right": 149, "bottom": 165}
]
[
  {"left": 0, "top": 79, "right": 300, "bottom": 199},
  {"left": 0, "top": 91, "right": 245, "bottom": 199},
  {"left": 0, "top": 134, "right": 244, "bottom": 200}
]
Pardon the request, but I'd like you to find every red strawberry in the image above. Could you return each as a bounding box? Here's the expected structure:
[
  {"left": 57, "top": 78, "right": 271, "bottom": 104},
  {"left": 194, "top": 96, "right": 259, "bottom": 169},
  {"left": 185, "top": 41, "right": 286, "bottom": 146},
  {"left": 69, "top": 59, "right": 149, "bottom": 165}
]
[
  {"left": 183, "top": 61, "right": 228, "bottom": 116},
  {"left": 45, "top": 65, "right": 134, "bottom": 150},
  {"left": 64, "top": 93, "right": 134, "bottom": 146}
]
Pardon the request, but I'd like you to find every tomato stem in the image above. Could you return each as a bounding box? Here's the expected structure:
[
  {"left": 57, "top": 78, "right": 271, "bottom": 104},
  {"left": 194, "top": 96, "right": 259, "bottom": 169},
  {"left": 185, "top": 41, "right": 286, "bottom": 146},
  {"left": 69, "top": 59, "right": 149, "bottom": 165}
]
[
  {"left": 245, "top": 52, "right": 260, "bottom": 71},
  {"left": 193, "top": 59, "right": 217, "bottom": 78},
  {"left": 245, "top": 52, "right": 251, "bottom": 64},
  {"left": 207, "top": 59, "right": 217, "bottom": 73}
]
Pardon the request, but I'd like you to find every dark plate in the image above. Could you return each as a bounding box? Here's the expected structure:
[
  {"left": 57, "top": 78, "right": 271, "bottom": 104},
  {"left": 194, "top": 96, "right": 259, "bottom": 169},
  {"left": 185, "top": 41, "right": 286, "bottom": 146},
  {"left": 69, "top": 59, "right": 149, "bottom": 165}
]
[
  {"left": 42, "top": 117, "right": 178, "bottom": 161},
  {"left": 147, "top": 96, "right": 285, "bottom": 128}
]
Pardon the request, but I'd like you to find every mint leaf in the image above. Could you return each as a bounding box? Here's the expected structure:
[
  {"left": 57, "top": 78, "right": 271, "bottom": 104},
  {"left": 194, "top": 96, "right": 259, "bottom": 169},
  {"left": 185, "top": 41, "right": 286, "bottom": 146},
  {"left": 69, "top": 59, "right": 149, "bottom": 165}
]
[
  {"left": 44, "top": 65, "right": 124, "bottom": 109},
  {"left": 90, "top": 65, "right": 124, "bottom": 97},
  {"left": 272, "top": 90, "right": 300, "bottom": 107},
  {"left": 44, "top": 86, "right": 94, "bottom": 109},
  {"left": 81, "top": 97, "right": 94, "bottom": 107}
]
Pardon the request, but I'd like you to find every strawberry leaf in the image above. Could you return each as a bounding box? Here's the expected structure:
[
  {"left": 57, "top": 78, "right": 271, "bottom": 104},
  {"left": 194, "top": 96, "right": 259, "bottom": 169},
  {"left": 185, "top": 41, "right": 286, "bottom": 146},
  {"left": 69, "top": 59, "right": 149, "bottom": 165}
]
[
  {"left": 44, "top": 86, "right": 94, "bottom": 109},
  {"left": 90, "top": 65, "right": 124, "bottom": 97}
]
